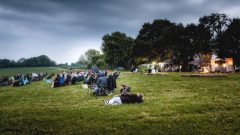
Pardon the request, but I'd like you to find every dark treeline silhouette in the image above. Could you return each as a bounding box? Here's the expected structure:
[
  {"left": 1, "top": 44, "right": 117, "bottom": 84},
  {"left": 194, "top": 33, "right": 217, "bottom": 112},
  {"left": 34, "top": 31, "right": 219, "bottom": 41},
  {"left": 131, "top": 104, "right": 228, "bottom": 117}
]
[
  {"left": 0, "top": 55, "right": 56, "bottom": 68},
  {"left": 100, "top": 13, "right": 240, "bottom": 70}
]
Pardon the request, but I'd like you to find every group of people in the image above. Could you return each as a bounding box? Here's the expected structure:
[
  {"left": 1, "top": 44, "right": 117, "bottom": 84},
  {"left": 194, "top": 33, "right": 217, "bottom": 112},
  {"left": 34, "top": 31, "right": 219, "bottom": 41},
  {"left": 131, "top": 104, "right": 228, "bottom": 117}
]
[
  {"left": 1, "top": 66, "right": 144, "bottom": 105},
  {"left": 50, "top": 71, "right": 85, "bottom": 88},
  {"left": 50, "top": 67, "right": 143, "bottom": 105},
  {"left": 50, "top": 67, "right": 120, "bottom": 93},
  {"left": 0, "top": 73, "right": 47, "bottom": 87}
]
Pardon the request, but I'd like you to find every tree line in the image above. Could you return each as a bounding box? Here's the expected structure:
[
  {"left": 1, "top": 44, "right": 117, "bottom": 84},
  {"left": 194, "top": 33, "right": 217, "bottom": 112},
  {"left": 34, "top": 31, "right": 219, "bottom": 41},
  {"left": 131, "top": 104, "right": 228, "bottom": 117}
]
[
  {"left": 0, "top": 55, "right": 56, "bottom": 68},
  {"left": 80, "top": 13, "right": 239, "bottom": 71}
]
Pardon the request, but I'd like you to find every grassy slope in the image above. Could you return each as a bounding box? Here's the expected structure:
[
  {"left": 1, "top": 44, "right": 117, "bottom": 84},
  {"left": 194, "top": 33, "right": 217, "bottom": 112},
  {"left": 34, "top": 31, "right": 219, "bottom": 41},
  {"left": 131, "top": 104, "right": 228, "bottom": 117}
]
[
  {"left": 0, "top": 71, "right": 240, "bottom": 135},
  {"left": 0, "top": 67, "right": 66, "bottom": 76}
]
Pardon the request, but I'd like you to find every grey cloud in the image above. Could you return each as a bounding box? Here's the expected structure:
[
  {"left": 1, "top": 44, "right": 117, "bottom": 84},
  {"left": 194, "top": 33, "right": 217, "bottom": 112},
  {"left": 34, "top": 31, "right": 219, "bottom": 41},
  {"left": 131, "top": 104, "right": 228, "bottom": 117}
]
[{"left": 0, "top": 0, "right": 239, "bottom": 63}]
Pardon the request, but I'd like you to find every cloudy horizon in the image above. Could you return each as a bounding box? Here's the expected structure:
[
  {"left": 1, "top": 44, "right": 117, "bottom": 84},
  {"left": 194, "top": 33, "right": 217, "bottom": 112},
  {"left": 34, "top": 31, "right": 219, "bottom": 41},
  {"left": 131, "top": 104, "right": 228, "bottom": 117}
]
[{"left": 0, "top": 0, "right": 239, "bottom": 64}]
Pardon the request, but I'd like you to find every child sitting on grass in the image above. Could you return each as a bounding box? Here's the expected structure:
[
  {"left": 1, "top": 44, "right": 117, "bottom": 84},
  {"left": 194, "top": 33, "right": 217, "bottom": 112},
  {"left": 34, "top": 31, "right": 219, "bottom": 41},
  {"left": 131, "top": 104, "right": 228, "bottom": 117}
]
[{"left": 120, "top": 84, "right": 131, "bottom": 95}]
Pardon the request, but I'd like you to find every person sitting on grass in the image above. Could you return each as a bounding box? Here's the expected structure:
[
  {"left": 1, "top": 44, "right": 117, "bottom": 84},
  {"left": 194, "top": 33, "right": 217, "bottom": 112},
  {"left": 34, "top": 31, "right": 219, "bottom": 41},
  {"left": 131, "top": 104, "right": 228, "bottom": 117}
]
[
  {"left": 65, "top": 74, "right": 71, "bottom": 85},
  {"left": 9, "top": 74, "right": 24, "bottom": 86},
  {"left": 104, "top": 69, "right": 109, "bottom": 77},
  {"left": 11, "top": 75, "right": 20, "bottom": 86},
  {"left": 45, "top": 73, "right": 54, "bottom": 83},
  {"left": 97, "top": 73, "right": 107, "bottom": 87},
  {"left": 93, "top": 73, "right": 108, "bottom": 96},
  {"left": 104, "top": 93, "right": 143, "bottom": 105},
  {"left": 31, "top": 73, "right": 39, "bottom": 81},
  {"left": 52, "top": 74, "right": 60, "bottom": 88},
  {"left": 0, "top": 76, "right": 9, "bottom": 86},
  {"left": 92, "top": 66, "right": 99, "bottom": 74},
  {"left": 25, "top": 73, "right": 31, "bottom": 84},
  {"left": 76, "top": 72, "right": 85, "bottom": 83},
  {"left": 59, "top": 74, "right": 65, "bottom": 86},
  {"left": 19, "top": 75, "right": 25, "bottom": 86},
  {"left": 71, "top": 76, "right": 77, "bottom": 84},
  {"left": 17, "top": 75, "right": 29, "bottom": 86},
  {"left": 84, "top": 70, "right": 96, "bottom": 87},
  {"left": 131, "top": 66, "right": 136, "bottom": 74},
  {"left": 120, "top": 84, "right": 131, "bottom": 95}
]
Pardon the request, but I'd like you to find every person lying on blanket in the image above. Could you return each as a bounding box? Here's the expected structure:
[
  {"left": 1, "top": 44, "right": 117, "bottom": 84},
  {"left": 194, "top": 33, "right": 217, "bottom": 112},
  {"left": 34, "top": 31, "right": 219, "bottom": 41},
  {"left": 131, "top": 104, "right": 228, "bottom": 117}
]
[{"left": 104, "top": 93, "right": 143, "bottom": 105}]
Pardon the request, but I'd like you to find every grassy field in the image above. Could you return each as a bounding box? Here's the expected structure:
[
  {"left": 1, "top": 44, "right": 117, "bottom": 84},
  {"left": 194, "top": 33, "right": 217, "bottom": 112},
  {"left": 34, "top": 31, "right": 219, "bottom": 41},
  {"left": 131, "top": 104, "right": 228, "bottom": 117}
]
[
  {"left": 0, "top": 68, "right": 240, "bottom": 135},
  {"left": 0, "top": 67, "right": 66, "bottom": 76}
]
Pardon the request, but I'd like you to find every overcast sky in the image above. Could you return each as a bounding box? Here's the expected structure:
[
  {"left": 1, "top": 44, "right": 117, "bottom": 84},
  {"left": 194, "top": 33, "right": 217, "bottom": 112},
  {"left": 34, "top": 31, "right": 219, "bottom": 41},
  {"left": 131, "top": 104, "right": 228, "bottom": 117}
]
[{"left": 0, "top": 0, "right": 239, "bottom": 64}]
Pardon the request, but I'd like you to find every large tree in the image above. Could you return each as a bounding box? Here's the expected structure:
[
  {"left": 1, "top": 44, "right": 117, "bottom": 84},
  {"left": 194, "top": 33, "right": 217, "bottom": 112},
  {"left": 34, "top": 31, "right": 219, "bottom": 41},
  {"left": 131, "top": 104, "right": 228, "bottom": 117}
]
[
  {"left": 133, "top": 19, "right": 176, "bottom": 64},
  {"left": 82, "top": 49, "right": 102, "bottom": 68},
  {"left": 91, "top": 54, "right": 106, "bottom": 68},
  {"left": 199, "top": 13, "right": 229, "bottom": 38},
  {"left": 77, "top": 55, "right": 88, "bottom": 66},
  {"left": 184, "top": 23, "right": 212, "bottom": 62},
  {"left": 101, "top": 31, "right": 134, "bottom": 69},
  {"left": 217, "top": 18, "right": 240, "bottom": 65},
  {"left": 168, "top": 24, "right": 195, "bottom": 71},
  {"left": 199, "top": 13, "right": 229, "bottom": 51},
  {"left": 37, "top": 55, "right": 56, "bottom": 66},
  {"left": 85, "top": 49, "right": 100, "bottom": 62},
  {"left": 77, "top": 49, "right": 106, "bottom": 68}
]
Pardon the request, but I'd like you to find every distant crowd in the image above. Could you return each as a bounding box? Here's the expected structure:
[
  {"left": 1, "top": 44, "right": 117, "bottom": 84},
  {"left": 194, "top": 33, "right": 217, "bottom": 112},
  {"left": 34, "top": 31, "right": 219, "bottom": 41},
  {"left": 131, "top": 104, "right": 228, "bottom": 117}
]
[
  {"left": 0, "top": 73, "right": 47, "bottom": 86},
  {"left": 0, "top": 66, "right": 144, "bottom": 105}
]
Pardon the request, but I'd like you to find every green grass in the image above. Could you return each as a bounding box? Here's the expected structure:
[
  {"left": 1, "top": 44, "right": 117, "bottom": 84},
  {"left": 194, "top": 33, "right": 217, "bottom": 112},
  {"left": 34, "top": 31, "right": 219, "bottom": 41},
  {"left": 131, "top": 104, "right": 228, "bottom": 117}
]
[
  {"left": 0, "top": 67, "right": 66, "bottom": 76},
  {"left": 0, "top": 69, "right": 240, "bottom": 135}
]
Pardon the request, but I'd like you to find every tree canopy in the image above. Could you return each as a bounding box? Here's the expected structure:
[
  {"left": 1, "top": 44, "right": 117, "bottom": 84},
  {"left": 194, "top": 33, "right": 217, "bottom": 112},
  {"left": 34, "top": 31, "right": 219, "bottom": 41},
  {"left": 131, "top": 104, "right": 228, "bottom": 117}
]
[
  {"left": 131, "top": 13, "right": 240, "bottom": 69},
  {"left": 217, "top": 18, "right": 240, "bottom": 65},
  {"left": 133, "top": 19, "right": 176, "bottom": 64},
  {"left": 101, "top": 31, "right": 134, "bottom": 69},
  {"left": 77, "top": 49, "right": 105, "bottom": 68}
]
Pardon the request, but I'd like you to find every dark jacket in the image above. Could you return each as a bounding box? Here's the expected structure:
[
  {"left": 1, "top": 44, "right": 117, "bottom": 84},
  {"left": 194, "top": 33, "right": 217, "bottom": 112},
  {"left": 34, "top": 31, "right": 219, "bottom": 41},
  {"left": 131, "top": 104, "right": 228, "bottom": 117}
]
[
  {"left": 120, "top": 94, "right": 143, "bottom": 103},
  {"left": 107, "top": 75, "right": 116, "bottom": 91},
  {"left": 97, "top": 77, "right": 107, "bottom": 87}
]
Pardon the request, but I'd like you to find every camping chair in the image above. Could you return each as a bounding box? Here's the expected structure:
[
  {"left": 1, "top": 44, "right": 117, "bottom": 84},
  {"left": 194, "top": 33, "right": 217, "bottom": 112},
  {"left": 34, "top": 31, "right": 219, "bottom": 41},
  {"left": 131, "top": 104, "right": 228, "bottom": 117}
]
[
  {"left": 106, "top": 71, "right": 120, "bottom": 92},
  {"left": 92, "top": 75, "right": 113, "bottom": 96},
  {"left": 93, "top": 86, "right": 108, "bottom": 96},
  {"left": 84, "top": 73, "right": 96, "bottom": 88}
]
